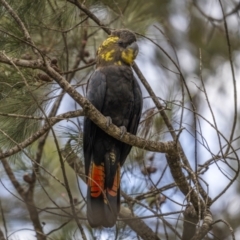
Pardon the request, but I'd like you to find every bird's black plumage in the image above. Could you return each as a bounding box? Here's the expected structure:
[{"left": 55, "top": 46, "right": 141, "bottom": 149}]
[{"left": 83, "top": 29, "right": 142, "bottom": 228}]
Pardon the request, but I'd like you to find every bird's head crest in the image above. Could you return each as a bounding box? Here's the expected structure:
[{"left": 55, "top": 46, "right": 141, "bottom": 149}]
[{"left": 96, "top": 29, "right": 138, "bottom": 67}]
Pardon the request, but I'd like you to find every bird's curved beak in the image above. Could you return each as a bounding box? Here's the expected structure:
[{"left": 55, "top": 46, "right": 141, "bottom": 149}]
[{"left": 127, "top": 41, "right": 139, "bottom": 58}]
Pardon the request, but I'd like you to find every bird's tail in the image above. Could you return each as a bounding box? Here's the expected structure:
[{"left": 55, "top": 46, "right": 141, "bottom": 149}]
[{"left": 87, "top": 161, "right": 120, "bottom": 228}]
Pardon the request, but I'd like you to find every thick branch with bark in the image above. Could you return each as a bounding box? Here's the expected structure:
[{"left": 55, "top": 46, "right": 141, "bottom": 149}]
[
  {"left": 166, "top": 152, "right": 206, "bottom": 215},
  {"left": 0, "top": 230, "right": 6, "bottom": 240},
  {"left": 0, "top": 53, "right": 44, "bottom": 69},
  {"left": 46, "top": 63, "right": 175, "bottom": 150},
  {"left": 191, "top": 210, "right": 213, "bottom": 240},
  {"left": 119, "top": 207, "right": 161, "bottom": 240},
  {"left": 182, "top": 205, "right": 198, "bottom": 240}
]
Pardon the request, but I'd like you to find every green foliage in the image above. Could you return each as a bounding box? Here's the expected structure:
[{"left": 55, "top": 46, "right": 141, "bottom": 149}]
[{"left": 0, "top": 83, "right": 46, "bottom": 149}]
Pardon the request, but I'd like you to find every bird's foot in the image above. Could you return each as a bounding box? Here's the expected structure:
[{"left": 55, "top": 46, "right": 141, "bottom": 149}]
[
  {"left": 119, "top": 126, "right": 127, "bottom": 139},
  {"left": 105, "top": 116, "right": 112, "bottom": 127}
]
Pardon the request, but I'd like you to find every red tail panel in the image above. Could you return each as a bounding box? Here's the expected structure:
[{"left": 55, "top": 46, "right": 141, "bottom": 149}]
[
  {"left": 107, "top": 164, "right": 120, "bottom": 197},
  {"left": 88, "top": 163, "right": 105, "bottom": 197}
]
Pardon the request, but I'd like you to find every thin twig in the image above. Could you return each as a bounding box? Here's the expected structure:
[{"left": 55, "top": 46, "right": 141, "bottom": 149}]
[
  {"left": 1, "top": 157, "right": 46, "bottom": 240},
  {"left": 218, "top": 0, "right": 238, "bottom": 155},
  {"left": 0, "top": 109, "right": 84, "bottom": 159}
]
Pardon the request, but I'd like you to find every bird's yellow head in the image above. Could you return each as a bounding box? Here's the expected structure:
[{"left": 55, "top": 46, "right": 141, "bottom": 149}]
[{"left": 96, "top": 29, "right": 139, "bottom": 67}]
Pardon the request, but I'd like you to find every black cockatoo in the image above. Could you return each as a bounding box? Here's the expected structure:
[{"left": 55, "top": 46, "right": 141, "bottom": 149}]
[{"left": 83, "top": 29, "right": 142, "bottom": 228}]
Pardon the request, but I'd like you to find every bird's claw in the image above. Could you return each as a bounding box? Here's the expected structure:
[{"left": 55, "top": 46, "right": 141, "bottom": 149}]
[
  {"left": 119, "top": 126, "right": 127, "bottom": 139},
  {"left": 106, "top": 116, "right": 112, "bottom": 127},
  {"left": 105, "top": 117, "right": 126, "bottom": 138}
]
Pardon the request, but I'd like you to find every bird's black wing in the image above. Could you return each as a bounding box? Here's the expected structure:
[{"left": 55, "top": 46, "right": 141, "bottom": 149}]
[
  {"left": 83, "top": 69, "right": 107, "bottom": 177},
  {"left": 120, "top": 77, "right": 142, "bottom": 165}
]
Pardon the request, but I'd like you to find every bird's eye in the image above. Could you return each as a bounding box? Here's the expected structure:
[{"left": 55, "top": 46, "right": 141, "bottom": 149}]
[{"left": 118, "top": 40, "right": 126, "bottom": 48}]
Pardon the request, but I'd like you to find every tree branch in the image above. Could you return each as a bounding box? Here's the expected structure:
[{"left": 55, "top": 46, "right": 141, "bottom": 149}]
[
  {"left": 45, "top": 63, "right": 175, "bottom": 151},
  {"left": 182, "top": 205, "right": 198, "bottom": 240},
  {"left": 191, "top": 210, "right": 213, "bottom": 240},
  {"left": 0, "top": 0, "right": 39, "bottom": 56},
  {"left": 0, "top": 229, "right": 6, "bottom": 240},
  {"left": 67, "top": 0, "right": 111, "bottom": 34},
  {"left": 119, "top": 207, "right": 161, "bottom": 240},
  {"left": 1, "top": 156, "right": 46, "bottom": 240},
  {"left": 166, "top": 152, "right": 205, "bottom": 215},
  {"left": 0, "top": 110, "right": 84, "bottom": 160},
  {"left": 0, "top": 53, "right": 44, "bottom": 69}
]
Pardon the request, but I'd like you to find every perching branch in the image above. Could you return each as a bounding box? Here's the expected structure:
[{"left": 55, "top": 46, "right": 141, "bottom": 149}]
[{"left": 45, "top": 63, "right": 175, "bottom": 152}]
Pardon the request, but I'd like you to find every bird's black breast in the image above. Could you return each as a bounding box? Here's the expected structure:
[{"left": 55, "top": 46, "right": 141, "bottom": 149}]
[
  {"left": 100, "top": 65, "right": 134, "bottom": 127},
  {"left": 84, "top": 64, "right": 142, "bottom": 172}
]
